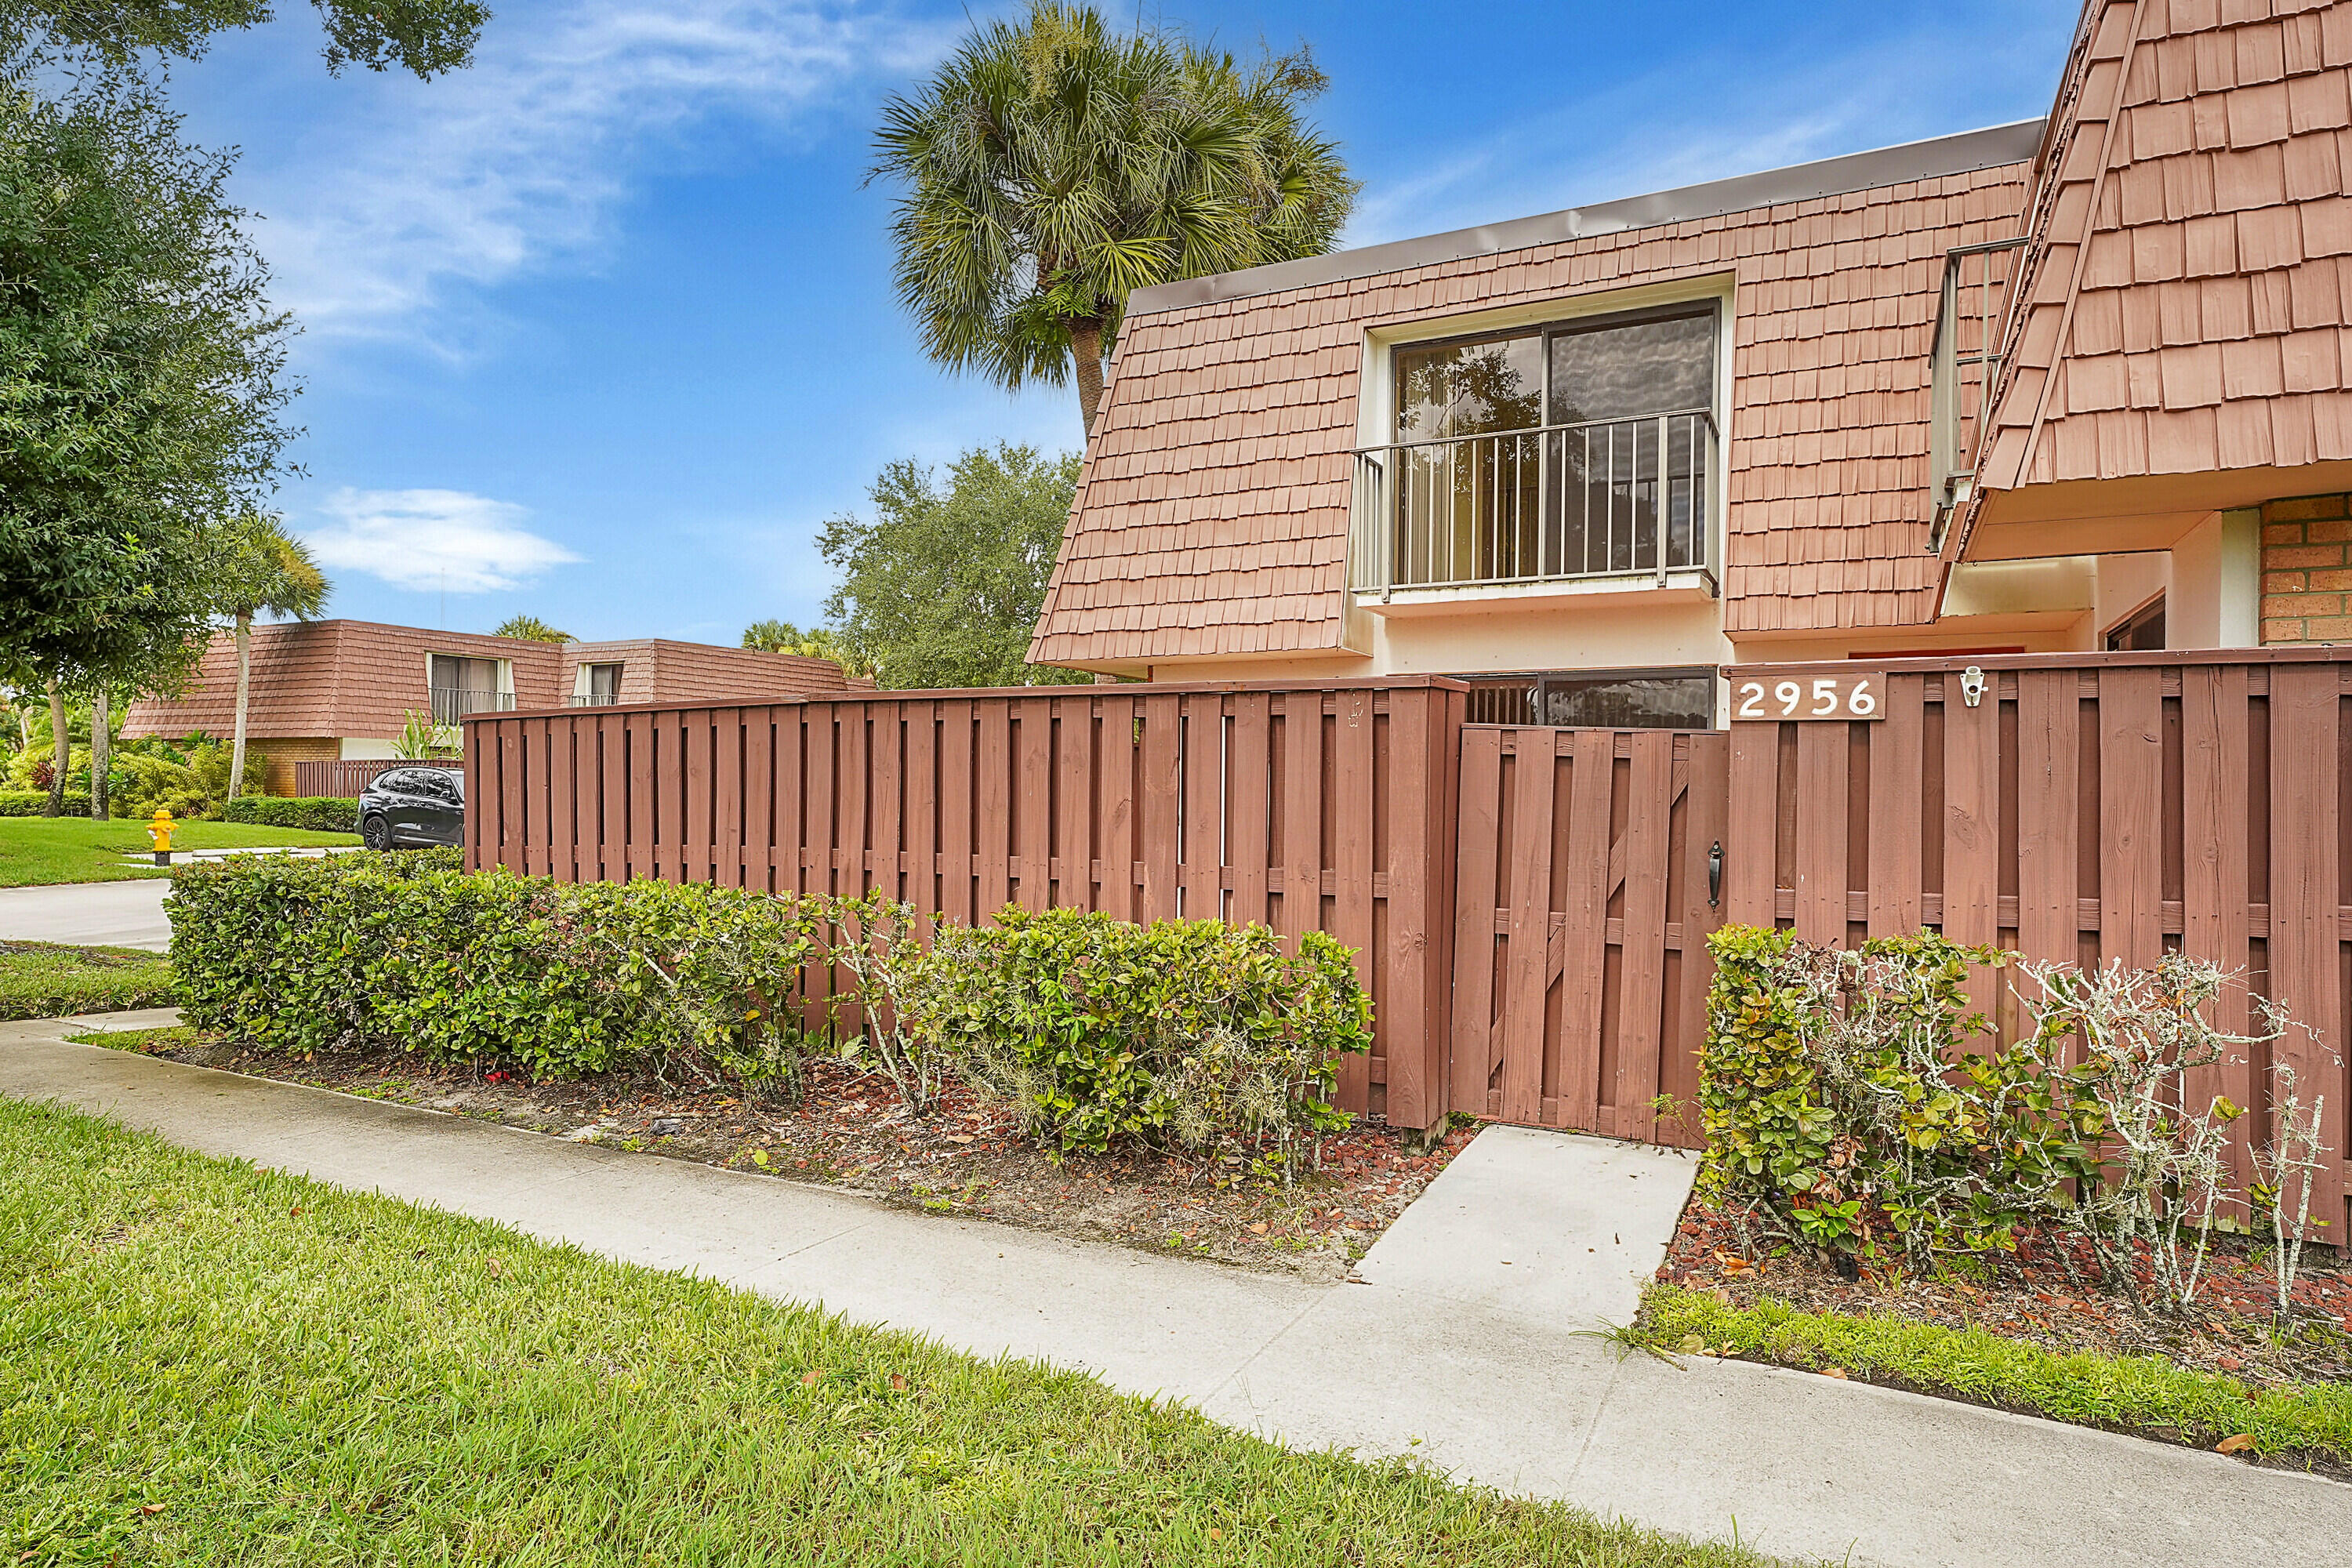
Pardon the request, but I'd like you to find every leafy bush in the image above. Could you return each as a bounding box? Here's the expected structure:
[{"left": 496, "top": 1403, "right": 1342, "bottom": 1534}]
[
  {"left": 1700, "top": 928, "right": 2325, "bottom": 1312},
  {"left": 223, "top": 796, "right": 360, "bottom": 833},
  {"left": 909, "top": 907, "right": 1371, "bottom": 1181},
  {"left": 0, "top": 791, "right": 91, "bottom": 816},
  {"left": 1700, "top": 926, "right": 2096, "bottom": 1271},
  {"left": 169, "top": 850, "right": 818, "bottom": 1087}
]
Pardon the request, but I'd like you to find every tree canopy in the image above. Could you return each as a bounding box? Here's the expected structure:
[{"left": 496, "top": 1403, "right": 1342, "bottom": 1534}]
[
  {"left": 0, "top": 71, "right": 298, "bottom": 695},
  {"left": 818, "top": 444, "right": 1085, "bottom": 690},
  {"left": 4, "top": 0, "right": 489, "bottom": 78},
  {"left": 493, "top": 614, "right": 571, "bottom": 643},
  {"left": 871, "top": 1, "right": 1355, "bottom": 437}
]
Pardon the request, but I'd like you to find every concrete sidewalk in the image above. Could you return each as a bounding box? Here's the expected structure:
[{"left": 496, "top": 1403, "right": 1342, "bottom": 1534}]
[
  {"left": 0, "top": 879, "right": 173, "bottom": 950},
  {"left": 6, "top": 1013, "right": 2345, "bottom": 1566}
]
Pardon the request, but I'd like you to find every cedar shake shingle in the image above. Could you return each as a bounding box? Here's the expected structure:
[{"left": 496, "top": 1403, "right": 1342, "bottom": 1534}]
[
  {"left": 1977, "top": 0, "right": 2352, "bottom": 499},
  {"left": 1030, "top": 147, "right": 2036, "bottom": 666},
  {"left": 119, "top": 621, "right": 858, "bottom": 742}
]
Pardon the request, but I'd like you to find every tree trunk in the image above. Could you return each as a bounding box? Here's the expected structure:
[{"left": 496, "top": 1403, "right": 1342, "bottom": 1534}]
[
  {"left": 1069, "top": 318, "right": 1106, "bottom": 441},
  {"left": 45, "top": 681, "right": 66, "bottom": 818},
  {"left": 88, "top": 687, "right": 110, "bottom": 820},
  {"left": 228, "top": 610, "right": 252, "bottom": 802}
]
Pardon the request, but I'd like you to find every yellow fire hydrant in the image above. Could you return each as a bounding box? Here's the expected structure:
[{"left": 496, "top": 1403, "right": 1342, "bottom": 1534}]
[{"left": 147, "top": 807, "right": 176, "bottom": 866}]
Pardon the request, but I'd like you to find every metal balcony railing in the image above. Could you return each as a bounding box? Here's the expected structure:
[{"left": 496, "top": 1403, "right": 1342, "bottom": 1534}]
[
  {"left": 1351, "top": 409, "right": 1716, "bottom": 596},
  {"left": 429, "top": 685, "right": 515, "bottom": 724},
  {"left": 569, "top": 691, "right": 620, "bottom": 707},
  {"left": 1929, "top": 236, "right": 2027, "bottom": 552}
]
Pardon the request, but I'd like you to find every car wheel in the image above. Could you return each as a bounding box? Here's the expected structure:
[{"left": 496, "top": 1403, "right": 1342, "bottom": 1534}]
[{"left": 361, "top": 813, "right": 393, "bottom": 851}]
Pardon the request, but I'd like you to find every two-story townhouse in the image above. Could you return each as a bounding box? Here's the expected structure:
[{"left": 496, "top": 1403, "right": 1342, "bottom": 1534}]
[{"left": 1030, "top": 0, "right": 2352, "bottom": 727}]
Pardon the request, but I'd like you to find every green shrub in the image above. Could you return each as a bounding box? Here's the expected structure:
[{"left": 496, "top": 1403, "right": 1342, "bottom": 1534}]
[
  {"left": 223, "top": 796, "right": 360, "bottom": 833},
  {"left": 0, "top": 791, "right": 91, "bottom": 817},
  {"left": 909, "top": 907, "right": 1371, "bottom": 1181},
  {"left": 1700, "top": 925, "right": 2096, "bottom": 1271},
  {"left": 169, "top": 851, "right": 817, "bottom": 1086}
]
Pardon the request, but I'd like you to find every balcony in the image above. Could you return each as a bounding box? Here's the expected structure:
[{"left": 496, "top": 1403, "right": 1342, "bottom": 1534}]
[
  {"left": 430, "top": 685, "right": 516, "bottom": 724},
  {"left": 1350, "top": 409, "right": 1717, "bottom": 608},
  {"left": 568, "top": 691, "right": 620, "bottom": 707}
]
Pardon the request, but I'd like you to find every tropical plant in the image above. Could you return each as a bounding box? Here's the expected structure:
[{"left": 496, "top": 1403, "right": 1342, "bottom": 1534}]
[
  {"left": 870, "top": 1, "right": 1356, "bottom": 437},
  {"left": 821, "top": 444, "right": 1087, "bottom": 689},
  {"left": 739, "top": 619, "right": 869, "bottom": 676},
  {"left": 215, "top": 514, "right": 329, "bottom": 800},
  {"left": 393, "top": 709, "right": 445, "bottom": 760},
  {"left": 493, "top": 615, "right": 570, "bottom": 643}
]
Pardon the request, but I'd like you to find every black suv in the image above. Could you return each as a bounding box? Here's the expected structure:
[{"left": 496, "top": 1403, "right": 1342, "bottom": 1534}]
[{"left": 358, "top": 766, "right": 466, "bottom": 849}]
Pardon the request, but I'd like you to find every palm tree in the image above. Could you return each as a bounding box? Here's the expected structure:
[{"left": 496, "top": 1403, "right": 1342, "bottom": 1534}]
[
  {"left": 218, "top": 515, "right": 329, "bottom": 801},
  {"left": 493, "top": 614, "right": 572, "bottom": 642},
  {"left": 741, "top": 619, "right": 873, "bottom": 678},
  {"left": 871, "top": 2, "right": 1356, "bottom": 438}
]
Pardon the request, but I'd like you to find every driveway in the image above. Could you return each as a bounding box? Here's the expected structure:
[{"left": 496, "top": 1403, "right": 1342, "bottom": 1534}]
[{"left": 0, "top": 879, "right": 172, "bottom": 951}]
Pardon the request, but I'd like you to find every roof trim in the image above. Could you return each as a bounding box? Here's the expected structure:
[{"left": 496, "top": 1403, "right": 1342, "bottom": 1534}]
[{"left": 1127, "top": 119, "right": 2048, "bottom": 315}]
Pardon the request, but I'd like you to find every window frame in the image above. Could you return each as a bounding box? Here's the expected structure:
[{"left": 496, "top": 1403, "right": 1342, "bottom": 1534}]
[{"left": 1388, "top": 299, "right": 1722, "bottom": 445}]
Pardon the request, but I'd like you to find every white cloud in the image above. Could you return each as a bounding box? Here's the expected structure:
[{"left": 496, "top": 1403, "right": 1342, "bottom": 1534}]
[
  {"left": 228, "top": 1, "right": 947, "bottom": 351},
  {"left": 307, "top": 488, "right": 583, "bottom": 591}
]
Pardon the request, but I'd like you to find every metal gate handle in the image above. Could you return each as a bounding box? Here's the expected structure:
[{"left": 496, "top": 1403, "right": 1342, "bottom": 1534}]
[{"left": 1708, "top": 840, "right": 1722, "bottom": 908}]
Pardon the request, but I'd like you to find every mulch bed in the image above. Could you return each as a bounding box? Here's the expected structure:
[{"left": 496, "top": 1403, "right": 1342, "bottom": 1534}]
[
  {"left": 1661, "top": 1196, "right": 2352, "bottom": 1387},
  {"left": 128, "top": 1033, "right": 1474, "bottom": 1279}
]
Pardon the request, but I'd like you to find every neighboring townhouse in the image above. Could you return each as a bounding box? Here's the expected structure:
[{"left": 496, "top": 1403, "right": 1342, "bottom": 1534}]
[
  {"left": 119, "top": 620, "right": 862, "bottom": 793},
  {"left": 1030, "top": 0, "right": 2350, "bottom": 725}
]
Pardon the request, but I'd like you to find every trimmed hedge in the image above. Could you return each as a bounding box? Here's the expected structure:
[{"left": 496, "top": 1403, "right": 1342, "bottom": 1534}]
[
  {"left": 167, "top": 856, "right": 1377, "bottom": 1173},
  {"left": 0, "top": 791, "right": 92, "bottom": 817},
  {"left": 913, "top": 907, "right": 1371, "bottom": 1174},
  {"left": 223, "top": 796, "right": 361, "bottom": 833},
  {"left": 169, "top": 849, "right": 816, "bottom": 1084}
]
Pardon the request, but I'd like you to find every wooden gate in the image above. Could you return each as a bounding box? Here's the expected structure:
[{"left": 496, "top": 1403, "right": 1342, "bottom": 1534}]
[{"left": 1447, "top": 726, "right": 1727, "bottom": 1149}]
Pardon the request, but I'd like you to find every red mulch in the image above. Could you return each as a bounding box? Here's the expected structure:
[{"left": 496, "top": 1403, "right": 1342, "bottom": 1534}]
[
  {"left": 1661, "top": 1196, "right": 2352, "bottom": 1386},
  {"left": 135, "top": 1033, "right": 1473, "bottom": 1279}
]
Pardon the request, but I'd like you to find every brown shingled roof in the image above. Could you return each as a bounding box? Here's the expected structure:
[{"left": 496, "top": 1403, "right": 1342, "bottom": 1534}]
[
  {"left": 1976, "top": 0, "right": 2352, "bottom": 498},
  {"left": 1031, "top": 137, "right": 2038, "bottom": 669}
]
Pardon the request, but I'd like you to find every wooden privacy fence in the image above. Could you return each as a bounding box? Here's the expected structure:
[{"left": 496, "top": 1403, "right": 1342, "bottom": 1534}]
[
  {"left": 1449, "top": 727, "right": 1726, "bottom": 1149},
  {"left": 464, "top": 678, "right": 1464, "bottom": 1130},
  {"left": 293, "top": 759, "right": 460, "bottom": 797},
  {"left": 465, "top": 650, "right": 2352, "bottom": 1235},
  {"left": 1720, "top": 649, "right": 2352, "bottom": 1239}
]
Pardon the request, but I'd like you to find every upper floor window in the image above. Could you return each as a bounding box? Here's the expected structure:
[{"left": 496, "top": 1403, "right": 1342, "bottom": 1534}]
[
  {"left": 573, "top": 662, "right": 624, "bottom": 706},
  {"left": 428, "top": 654, "right": 513, "bottom": 723},
  {"left": 1359, "top": 304, "right": 1720, "bottom": 592}
]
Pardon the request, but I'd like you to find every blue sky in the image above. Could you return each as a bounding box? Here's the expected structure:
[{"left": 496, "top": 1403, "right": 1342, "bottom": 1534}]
[{"left": 169, "top": 0, "right": 2080, "bottom": 644}]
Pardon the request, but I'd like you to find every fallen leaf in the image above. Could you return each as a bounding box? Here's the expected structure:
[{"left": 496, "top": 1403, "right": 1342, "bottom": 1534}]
[
  {"left": 1207, "top": 1529, "right": 1223, "bottom": 1541},
  {"left": 485, "top": 1258, "right": 503, "bottom": 1278},
  {"left": 1819, "top": 1367, "right": 1849, "bottom": 1380},
  {"left": 135, "top": 1503, "right": 165, "bottom": 1515},
  {"left": 1247, "top": 1222, "right": 1269, "bottom": 1235},
  {"left": 801, "top": 1370, "right": 822, "bottom": 1387},
  {"left": 890, "top": 1374, "right": 907, "bottom": 1391},
  {"left": 2216, "top": 1434, "right": 2258, "bottom": 1454}
]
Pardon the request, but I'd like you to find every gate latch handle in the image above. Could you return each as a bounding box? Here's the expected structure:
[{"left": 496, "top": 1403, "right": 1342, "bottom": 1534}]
[{"left": 1708, "top": 840, "right": 1722, "bottom": 909}]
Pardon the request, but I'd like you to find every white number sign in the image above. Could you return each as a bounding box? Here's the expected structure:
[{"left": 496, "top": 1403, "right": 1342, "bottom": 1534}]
[{"left": 1733, "top": 672, "right": 1886, "bottom": 721}]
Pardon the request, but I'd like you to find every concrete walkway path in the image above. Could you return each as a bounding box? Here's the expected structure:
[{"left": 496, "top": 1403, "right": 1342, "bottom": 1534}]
[
  {"left": 0, "top": 879, "right": 172, "bottom": 950},
  {"left": 5, "top": 1013, "right": 2345, "bottom": 1566}
]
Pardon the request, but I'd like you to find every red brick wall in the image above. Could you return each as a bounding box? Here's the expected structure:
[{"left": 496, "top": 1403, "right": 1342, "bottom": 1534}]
[{"left": 2259, "top": 494, "right": 2352, "bottom": 643}]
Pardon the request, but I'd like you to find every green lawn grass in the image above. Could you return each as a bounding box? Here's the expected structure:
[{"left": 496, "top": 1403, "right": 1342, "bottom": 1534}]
[
  {"left": 0, "top": 1100, "right": 1790, "bottom": 1567},
  {"left": 0, "top": 942, "right": 175, "bottom": 1022},
  {"left": 1637, "top": 1284, "right": 2352, "bottom": 1465},
  {"left": 0, "top": 817, "right": 360, "bottom": 889}
]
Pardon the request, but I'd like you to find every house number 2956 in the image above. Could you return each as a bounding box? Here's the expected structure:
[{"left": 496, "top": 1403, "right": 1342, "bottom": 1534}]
[{"left": 1733, "top": 673, "right": 1885, "bottom": 721}]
